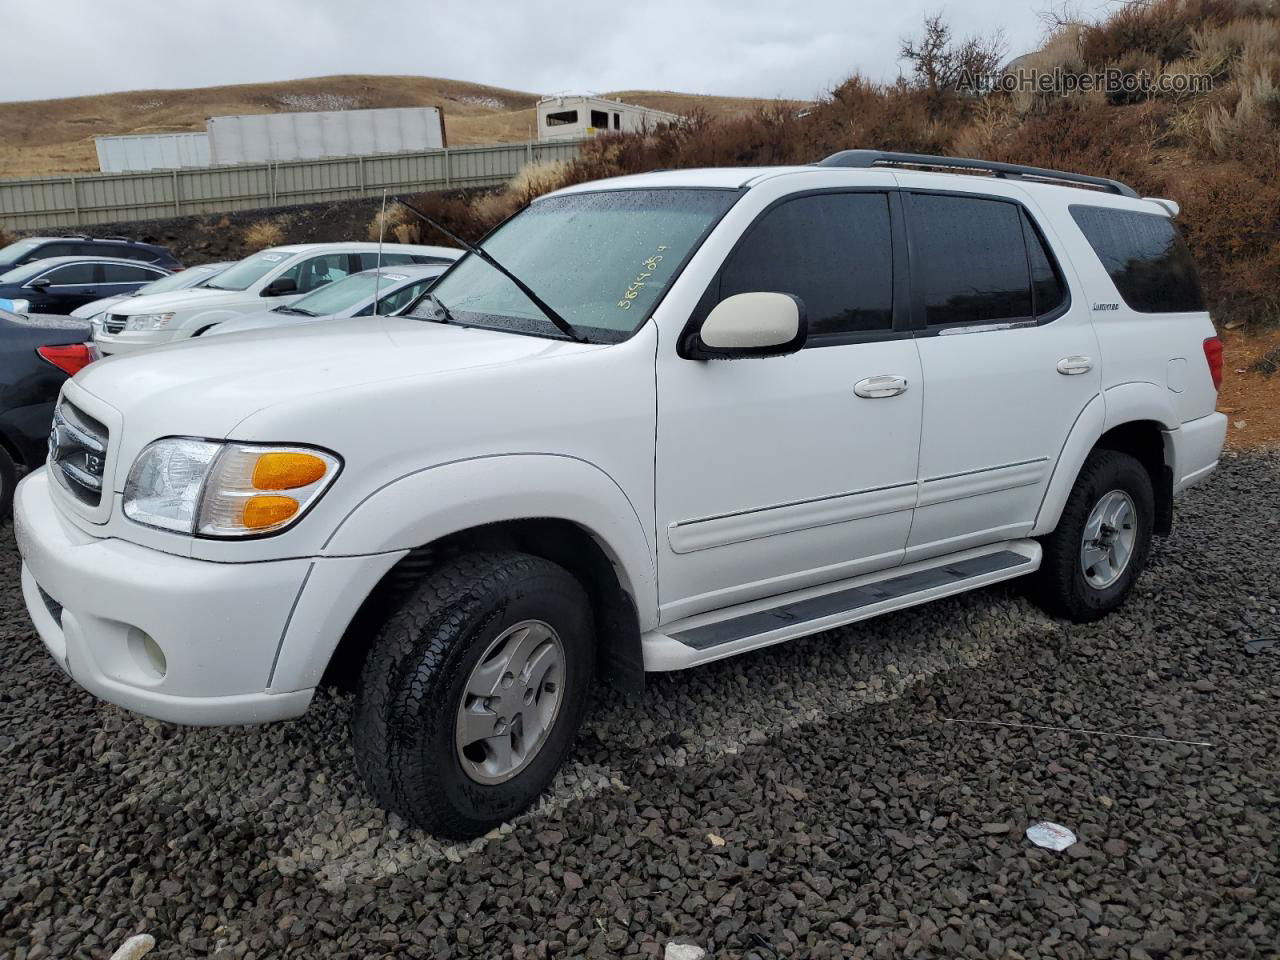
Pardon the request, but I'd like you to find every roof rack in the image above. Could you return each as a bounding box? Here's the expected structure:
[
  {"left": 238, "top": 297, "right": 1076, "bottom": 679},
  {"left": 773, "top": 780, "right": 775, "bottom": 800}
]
[{"left": 817, "top": 150, "right": 1139, "bottom": 198}]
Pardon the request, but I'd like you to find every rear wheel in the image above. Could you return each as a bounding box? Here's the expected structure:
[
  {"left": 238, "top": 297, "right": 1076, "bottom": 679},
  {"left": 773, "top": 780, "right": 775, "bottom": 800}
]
[
  {"left": 1030, "top": 449, "right": 1154, "bottom": 622},
  {"left": 351, "top": 551, "right": 595, "bottom": 839}
]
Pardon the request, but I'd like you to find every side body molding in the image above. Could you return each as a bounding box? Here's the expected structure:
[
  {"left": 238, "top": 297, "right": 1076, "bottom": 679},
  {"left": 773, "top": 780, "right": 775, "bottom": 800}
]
[{"left": 320, "top": 453, "right": 659, "bottom": 629}]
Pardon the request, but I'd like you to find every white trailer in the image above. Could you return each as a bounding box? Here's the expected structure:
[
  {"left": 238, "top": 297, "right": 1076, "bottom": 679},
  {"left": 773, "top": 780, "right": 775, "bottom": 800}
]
[
  {"left": 206, "top": 106, "right": 447, "bottom": 165},
  {"left": 94, "top": 132, "right": 212, "bottom": 173},
  {"left": 536, "top": 96, "right": 682, "bottom": 142}
]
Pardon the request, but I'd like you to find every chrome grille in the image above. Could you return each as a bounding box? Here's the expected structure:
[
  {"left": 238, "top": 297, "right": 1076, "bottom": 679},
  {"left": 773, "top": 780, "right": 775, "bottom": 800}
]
[
  {"left": 103, "top": 314, "right": 128, "bottom": 334},
  {"left": 49, "top": 401, "right": 109, "bottom": 506}
]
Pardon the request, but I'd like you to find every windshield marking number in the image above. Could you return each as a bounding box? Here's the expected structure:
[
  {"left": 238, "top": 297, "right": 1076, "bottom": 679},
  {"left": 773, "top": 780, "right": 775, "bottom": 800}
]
[{"left": 617, "top": 246, "right": 668, "bottom": 310}]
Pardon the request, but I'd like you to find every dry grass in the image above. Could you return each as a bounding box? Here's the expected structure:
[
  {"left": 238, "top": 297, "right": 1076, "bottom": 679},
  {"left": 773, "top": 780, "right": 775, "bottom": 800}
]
[
  {"left": 242, "top": 217, "right": 287, "bottom": 251},
  {"left": 0, "top": 75, "right": 803, "bottom": 178},
  {"left": 0, "top": 225, "right": 14, "bottom": 249}
]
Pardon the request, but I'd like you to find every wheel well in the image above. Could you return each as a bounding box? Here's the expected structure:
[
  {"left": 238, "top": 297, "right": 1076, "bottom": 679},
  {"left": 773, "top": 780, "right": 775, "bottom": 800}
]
[
  {"left": 0, "top": 430, "right": 24, "bottom": 469},
  {"left": 1095, "top": 420, "right": 1173, "bottom": 535},
  {"left": 323, "top": 518, "right": 645, "bottom": 695}
]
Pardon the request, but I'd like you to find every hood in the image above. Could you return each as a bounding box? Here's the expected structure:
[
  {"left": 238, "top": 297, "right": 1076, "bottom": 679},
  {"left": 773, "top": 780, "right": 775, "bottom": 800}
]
[
  {"left": 105, "top": 287, "right": 243, "bottom": 315},
  {"left": 71, "top": 294, "right": 129, "bottom": 319},
  {"left": 73, "top": 315, "right": 598, "bottom": 451},
  {"left": 204, "top": 309, "right": 318, "bottom": 337}
]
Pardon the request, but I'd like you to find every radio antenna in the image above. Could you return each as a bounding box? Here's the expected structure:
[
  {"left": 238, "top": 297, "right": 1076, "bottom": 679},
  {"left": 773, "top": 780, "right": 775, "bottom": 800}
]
[{"left": 373, "top": 189, "right": 387, "bottom": 314}]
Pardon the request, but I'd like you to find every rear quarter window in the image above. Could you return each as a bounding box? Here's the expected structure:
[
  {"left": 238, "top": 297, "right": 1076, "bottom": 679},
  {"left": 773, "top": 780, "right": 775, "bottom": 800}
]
[{"left": 1069, "top": 205, "right": 1204, "bottom": 313}]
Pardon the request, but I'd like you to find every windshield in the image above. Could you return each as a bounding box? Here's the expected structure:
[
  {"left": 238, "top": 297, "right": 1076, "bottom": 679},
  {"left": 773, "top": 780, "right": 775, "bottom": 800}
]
[
  {"left": 135, "top": 266, "right": 217, "bottom": 295},
  {"left": 286, "top": 271, "right": 389, "bottom": 315},
  {"left": 0, "top": 239, "right": 43, "bottom": 268},
  {"left": 0, "top": 261, "right": 45, "bottom": 284},
  {"left": 411, "top": 189, "right": 739, "bottom": 341},
  {"left": 205, "top": 251, "right": 290, "bottom": 291}
]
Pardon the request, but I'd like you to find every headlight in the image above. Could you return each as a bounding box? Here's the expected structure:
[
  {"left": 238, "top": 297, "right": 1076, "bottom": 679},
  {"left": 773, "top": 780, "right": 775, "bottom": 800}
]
[
  {"left": 123, "top": 439, "right": 340, "bottom": 537},
  {"left": 126, "top": 312, "right": 174, "bottom": 331},
  {"left": 9, "top": 299, "right": 30, "bottom": 315}
]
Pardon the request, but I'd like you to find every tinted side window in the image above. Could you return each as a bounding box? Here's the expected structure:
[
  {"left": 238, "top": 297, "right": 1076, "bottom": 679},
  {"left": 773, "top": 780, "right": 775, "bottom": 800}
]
[
  {"left": 719, "top": 192, "right": 893, "bottom": 338},
  {"left": 356, "top": 252, "right": 417, "bottom": 269},
  {"left": 1022, "top": 211, "right": 1067, "bottom": 316},
  {"left": 908, "top": 194, "right": 1031, "bottom": 326},
  {"left": 101, "top": 263, "right": 159, "bottom": 283},
  {"left": 46, "top": 263, "right": 99, "bottom": 284},
  {"left": 37, "top": 243, "right": 75, "bottom": 259},
  {"left": 1069, "top": 205, "right": 1204, "bottom": 313}
]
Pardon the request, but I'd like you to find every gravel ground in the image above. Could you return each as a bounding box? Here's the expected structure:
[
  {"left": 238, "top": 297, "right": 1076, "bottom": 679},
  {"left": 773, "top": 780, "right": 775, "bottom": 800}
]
[{"left": 2, "top": 452, "right": 1277, "bottom": 960}]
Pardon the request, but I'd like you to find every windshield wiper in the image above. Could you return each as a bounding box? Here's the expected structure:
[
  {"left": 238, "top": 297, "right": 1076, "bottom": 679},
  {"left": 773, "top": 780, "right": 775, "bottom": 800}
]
[
  {"left": 275, "top": 305, "right": 316, "bottom": 316},
  {"left": 392, "top": 197, "right": 589, "bottom": 344}
]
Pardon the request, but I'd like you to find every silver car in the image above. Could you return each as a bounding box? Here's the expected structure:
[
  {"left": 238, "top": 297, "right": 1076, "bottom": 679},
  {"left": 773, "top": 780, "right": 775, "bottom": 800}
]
[{"left": 203, "top": 262, "right": 455, "bottom": 337}]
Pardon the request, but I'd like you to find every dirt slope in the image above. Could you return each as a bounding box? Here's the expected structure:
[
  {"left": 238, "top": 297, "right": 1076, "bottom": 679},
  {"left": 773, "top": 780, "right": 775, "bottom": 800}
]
[{"left": 0, "top": 75, "right": 794, "bottom": 177}]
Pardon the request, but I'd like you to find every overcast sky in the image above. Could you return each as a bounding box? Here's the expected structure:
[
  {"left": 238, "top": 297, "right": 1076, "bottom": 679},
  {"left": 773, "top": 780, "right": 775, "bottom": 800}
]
[{"left": 1, "top": 0, "right": 1113, "bottom": 104}]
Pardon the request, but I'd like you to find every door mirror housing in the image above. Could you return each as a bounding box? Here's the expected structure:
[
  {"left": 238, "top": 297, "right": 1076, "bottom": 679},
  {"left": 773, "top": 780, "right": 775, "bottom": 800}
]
[
  {"left": 261, "top": 277, "right": 298, "bottom": 297},
  {"left": 684, "top": 292, "right": 807, "bottom": 360},
  {"left": 27, "top": 277, "right": 52, "bottom": 290}
]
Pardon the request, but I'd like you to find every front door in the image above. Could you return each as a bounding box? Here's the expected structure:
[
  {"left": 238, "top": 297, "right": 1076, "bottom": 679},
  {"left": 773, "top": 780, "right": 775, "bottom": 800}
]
[
  {"left": 655, "top": 190, "right": 923, "bottom": 623},
  {"left": 901, "top": 188, "right": 1102, "bottom": 561}
]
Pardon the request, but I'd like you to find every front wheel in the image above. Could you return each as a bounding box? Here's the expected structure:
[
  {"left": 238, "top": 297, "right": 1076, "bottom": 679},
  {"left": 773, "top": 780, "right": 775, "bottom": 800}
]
[
  {"left": 1030, "top": 449, "right": 1154, "bottom": 622},
  {"left": 351, "top": 552, "right": 595, "bottom": 839}
]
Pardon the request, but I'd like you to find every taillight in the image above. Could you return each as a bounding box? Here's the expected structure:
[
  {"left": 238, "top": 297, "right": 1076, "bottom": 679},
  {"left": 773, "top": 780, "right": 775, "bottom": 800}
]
[
  {"left": 1202, "top": 336, "right": 1224, "bottom": 391},
  {"left": 37, "top": 343, "right": 95, "bottom": 376}
]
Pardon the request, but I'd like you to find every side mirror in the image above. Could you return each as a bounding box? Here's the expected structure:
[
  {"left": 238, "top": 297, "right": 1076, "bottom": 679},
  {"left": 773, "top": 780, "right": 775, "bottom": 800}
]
[
  {"left": 684, "top": 292, "right": 807, "bottom": 360},
  {"left": 28, "top": 277, "right": 52, "bottom": 290},
  {"left": 262, "top": 277, "right": 298, "bottom": 297}
]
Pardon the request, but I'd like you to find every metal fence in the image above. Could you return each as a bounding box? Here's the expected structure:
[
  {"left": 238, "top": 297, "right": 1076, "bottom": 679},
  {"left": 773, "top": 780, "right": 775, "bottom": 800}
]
[{"left": 0, "top": 140, "right": 585, "bottom": 231}]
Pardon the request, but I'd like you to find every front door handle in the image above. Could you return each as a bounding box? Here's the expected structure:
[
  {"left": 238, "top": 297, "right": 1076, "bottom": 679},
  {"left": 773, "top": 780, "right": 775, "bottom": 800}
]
[
  {"left": 1057, "top": 355, "right": 1093, "bottom": 376},
  {"left": 854, "top": 375, "right": 909, "bottom": 399}
]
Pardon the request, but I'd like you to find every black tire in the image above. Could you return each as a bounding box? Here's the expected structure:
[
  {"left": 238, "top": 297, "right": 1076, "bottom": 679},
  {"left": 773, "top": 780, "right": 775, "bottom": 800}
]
[
  {"left": 1030, "top": 449, "right": 1154, "bottom": 622},
  {"left": 351, "top": 551, "right": 595, "bottom": 839},
  {"left": 0, "top": 445, "right": 17, "bottom": 526}
]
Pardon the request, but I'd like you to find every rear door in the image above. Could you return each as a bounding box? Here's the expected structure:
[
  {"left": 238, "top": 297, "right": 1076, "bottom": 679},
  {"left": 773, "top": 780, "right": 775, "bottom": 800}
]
[
  {"left": 655, "top": 189, "right": 924, "bottom": 622},
  {"left": 903, "top": 187, "right": 1101, "bottom": 561}
]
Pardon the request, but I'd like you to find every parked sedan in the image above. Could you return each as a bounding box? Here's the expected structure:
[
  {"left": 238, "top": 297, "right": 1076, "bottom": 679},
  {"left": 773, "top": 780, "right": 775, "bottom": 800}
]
[
  {"left": 205, "top": 262, "right": 454, "bottom": 337},
  {"left": 71, "top": 261, "right": 233, "bottom": 321},
  {"left": 0, "top": 257, "right": 172, "bottom": 316},
  {"left": 0, "top": 306, "right": 94, "bottom": 519}
]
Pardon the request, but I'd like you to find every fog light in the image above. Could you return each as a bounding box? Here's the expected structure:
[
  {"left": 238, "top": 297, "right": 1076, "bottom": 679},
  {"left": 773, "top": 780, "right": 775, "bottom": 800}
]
[{"left": 127, "top": 628, "right": 167, "bottom": 679}]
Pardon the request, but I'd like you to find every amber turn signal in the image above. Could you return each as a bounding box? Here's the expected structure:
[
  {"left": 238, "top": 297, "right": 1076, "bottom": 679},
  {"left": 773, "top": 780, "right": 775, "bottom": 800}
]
[
  {"left": 252, "top": 452, "right": 329, "bottom": 490},
  {"left": 242, "top": 495, "right": 300, "bottom": 529}
]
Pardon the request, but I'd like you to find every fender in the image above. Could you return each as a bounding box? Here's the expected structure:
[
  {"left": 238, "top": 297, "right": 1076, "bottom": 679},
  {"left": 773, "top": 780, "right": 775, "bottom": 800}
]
[
  {"left": 320, "top": 453, "right": 658, "bottom": 628},
  {"left": 1033, "top": 382, "right": 1180, "bottom": 536},
  {"left": 1100, "top": 381, "right": 1180, "bottom": 434}
]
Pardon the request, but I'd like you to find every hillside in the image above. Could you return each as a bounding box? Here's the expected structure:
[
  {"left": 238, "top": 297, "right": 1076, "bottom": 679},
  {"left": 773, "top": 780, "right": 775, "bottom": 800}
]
[{"left": 0, "top": 75, "right": 797, "bottom": 177}]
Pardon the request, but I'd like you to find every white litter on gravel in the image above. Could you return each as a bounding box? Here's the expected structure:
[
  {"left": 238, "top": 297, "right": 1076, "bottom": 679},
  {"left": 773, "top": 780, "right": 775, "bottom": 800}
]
[
  {"left": 664, "top": 943, "right": 707, "bottom": 960},
  {"left": 107, "top": 934, "right": 155, "bottom": 960},
  {"left": 1026, "top": 821, "right": 1078, "bottom": 851}
]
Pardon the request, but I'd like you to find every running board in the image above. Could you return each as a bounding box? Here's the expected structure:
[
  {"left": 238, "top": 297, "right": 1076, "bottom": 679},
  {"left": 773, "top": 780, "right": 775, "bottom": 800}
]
[{"left": 642, "top": 541, "right": 1040, "bottom": 671}]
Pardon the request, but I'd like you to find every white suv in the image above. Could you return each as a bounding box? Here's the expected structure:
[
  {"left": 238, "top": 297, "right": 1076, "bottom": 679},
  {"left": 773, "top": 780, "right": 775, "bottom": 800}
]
[
  {"left": 15, "top": 152, "right": 1227, "bottom": 838},
  {"left": 92, "top": 242, "right": 458, "bottom": 355}
]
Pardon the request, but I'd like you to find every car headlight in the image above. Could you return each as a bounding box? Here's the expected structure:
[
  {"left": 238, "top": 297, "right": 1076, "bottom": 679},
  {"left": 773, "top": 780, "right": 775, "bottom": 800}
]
[
  {"left": 9, "top": 299, "right": 30, "bottom": 315},
  {"left": 126, "top": 312, "right": 174, "bottom": 331},
  {"left": 123, "top": 439, "right": 341, "bottom": 537}
]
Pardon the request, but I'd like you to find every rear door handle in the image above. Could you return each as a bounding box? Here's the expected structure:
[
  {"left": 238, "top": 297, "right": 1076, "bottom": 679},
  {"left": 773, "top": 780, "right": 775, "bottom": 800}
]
[
  {"left": 1056, "top": 356, "right": 1093, "bottom": 376},
  {"left": 854, "top": 375, "right": 909, "bottom": 398}
]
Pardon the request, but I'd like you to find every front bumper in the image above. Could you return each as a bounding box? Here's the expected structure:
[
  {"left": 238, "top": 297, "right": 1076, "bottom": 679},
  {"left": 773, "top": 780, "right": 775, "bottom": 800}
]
[
  {"left": 14, "top": 468, "right": 315, "bottom": 725},
  {"left": 93, "top": 328, "right": 182, "bottom": 356}
]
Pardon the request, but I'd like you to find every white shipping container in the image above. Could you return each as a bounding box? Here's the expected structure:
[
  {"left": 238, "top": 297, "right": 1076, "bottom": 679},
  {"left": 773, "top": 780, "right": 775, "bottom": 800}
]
[
  {"left": 207, "top": 107, "right": 446, "bottom": 165},
  {"left": 95, "top": 132, "right": 211, "bottom": 173}
]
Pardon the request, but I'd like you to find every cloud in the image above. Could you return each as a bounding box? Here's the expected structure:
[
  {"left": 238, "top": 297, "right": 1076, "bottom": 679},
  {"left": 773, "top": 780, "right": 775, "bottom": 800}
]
[{"left": 0, "top": 0, "right": 1052, "bottom": 104}]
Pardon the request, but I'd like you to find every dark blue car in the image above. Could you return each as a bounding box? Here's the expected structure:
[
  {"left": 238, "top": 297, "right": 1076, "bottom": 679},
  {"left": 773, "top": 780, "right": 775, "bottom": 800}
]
[{"left": 0, "top": 257, "right": 172, "bottom": 316}]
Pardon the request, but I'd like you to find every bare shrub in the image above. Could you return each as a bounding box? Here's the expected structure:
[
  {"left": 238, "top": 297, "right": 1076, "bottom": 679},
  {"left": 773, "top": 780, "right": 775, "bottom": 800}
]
[
  {"left": 0, "top": 225, "right": 15, "bottom": 249},
  {"left": 242, "top": 218, "right": 287, "bottom": 251}
]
